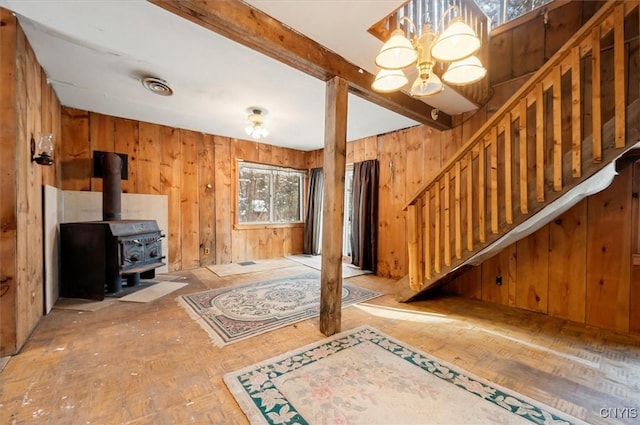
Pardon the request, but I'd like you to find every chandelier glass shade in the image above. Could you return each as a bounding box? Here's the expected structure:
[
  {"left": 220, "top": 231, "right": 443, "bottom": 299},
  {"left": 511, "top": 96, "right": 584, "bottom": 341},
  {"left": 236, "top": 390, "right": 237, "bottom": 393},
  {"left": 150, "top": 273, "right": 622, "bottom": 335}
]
[
  {"left": 372, "top": 68, "right": 409, "bottom": 93},
  {"left": 442, "top": 55, "right": 487, "bottom": 85},
  {"left": 245, "top": 107, "right": 269, "bottom": 139},
  {"left": 411, "top": 71, "right": 444, "bottom": 97},
  {"left": 372, "top": 6, "right": 486, "bottom": 98},
  {"left": 430, "top": 18, "right": 481, "bottom": 62},
  {"left": 375, "top": 29, "right": 418, "bottom": 70}
]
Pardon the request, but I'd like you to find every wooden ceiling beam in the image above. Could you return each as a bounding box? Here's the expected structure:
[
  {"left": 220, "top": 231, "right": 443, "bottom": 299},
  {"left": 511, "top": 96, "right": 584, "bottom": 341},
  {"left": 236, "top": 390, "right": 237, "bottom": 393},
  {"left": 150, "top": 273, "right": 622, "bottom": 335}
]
[{"left": 148, "top": 0, "right": 452, "bottom": 130}]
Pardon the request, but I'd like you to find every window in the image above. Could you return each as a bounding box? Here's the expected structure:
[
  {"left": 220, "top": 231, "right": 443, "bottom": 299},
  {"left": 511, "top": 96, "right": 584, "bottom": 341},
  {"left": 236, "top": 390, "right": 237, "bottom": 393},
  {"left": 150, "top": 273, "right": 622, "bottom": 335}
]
[
  {"left": 237, "top": 162, "right": 306, "bottom": 225},
  {"left": 476, "top": 0, "right": 553, "bottom": 28}
]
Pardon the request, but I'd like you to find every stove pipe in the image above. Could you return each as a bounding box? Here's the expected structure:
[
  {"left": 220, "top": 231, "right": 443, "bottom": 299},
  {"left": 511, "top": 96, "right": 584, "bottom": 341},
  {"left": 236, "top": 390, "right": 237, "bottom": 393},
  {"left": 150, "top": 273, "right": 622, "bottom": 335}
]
[{"left": 102, "top": 152, "right": 122, "bottom": 221}]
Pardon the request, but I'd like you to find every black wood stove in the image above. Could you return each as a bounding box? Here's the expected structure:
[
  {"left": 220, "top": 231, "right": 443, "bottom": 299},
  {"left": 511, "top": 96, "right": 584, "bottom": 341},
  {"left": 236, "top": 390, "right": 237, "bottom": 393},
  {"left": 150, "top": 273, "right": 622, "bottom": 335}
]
[{"left": 60, "top": 153, "right": 165, "bottom": 300}]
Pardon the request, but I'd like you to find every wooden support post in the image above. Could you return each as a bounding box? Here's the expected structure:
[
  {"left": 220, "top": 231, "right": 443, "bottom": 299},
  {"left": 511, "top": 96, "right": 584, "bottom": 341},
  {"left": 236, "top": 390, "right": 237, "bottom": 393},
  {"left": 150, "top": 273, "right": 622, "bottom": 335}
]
[{"left": 320, "top": 77, "right": 348, "bottom": 337}]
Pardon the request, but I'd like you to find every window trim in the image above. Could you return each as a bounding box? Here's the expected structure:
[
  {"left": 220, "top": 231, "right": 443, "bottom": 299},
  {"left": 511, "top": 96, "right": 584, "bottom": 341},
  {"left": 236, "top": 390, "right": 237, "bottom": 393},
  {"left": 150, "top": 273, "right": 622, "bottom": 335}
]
[{"left": 234, "top": 160, "right": 307, "bottom": 230}]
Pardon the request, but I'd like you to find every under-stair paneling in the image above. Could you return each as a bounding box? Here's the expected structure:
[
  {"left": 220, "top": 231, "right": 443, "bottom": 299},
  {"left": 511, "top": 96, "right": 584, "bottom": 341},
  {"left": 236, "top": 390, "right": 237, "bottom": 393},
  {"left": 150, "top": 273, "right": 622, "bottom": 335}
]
[
  {"left": 586, "top": 165, "right": 632, "bottom": 332},
  {"left": 632, "top": 161, "right": 640, "bottom": 334},
  {"left": 446, "top": 165, "right": 637, "bottom": 335},
  {"left": 630, "top": 264, "right": 640, "bottom": 334},
  {"left": 547, "top": 200, "right": 587, "bottom": 323},
  {"left": 516, "top": 226, "right": 549, "bottom": 314},
  {"left": 481, "top": 247, "right": 512, "bottom": 305},
  {"left": 453, "top": 265, "right": 482, "bottom": 300}
]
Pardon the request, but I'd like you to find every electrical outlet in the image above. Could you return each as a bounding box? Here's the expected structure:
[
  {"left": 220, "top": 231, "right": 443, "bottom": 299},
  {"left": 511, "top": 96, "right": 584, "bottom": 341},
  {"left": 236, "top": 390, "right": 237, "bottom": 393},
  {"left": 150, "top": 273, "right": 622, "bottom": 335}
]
[
  {"left": 204, "top": 247, "right": 210, "bottom": 255},
  {"left": 496, "top": 275, "right": 503, "bottom": 286}
]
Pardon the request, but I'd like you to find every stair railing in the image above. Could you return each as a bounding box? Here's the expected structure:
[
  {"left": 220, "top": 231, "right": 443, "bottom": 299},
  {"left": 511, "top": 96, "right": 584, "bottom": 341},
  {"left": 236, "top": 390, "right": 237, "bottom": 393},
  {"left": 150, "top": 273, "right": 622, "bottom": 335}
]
[{"left": 405, "top": 0, "right": 639, "bottom": 292}]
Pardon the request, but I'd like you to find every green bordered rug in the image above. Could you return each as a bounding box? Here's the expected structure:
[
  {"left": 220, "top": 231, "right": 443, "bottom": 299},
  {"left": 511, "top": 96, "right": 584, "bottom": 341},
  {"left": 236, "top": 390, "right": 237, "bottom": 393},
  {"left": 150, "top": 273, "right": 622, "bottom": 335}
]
[
  {"left": 178, "top": 272, "right": 381, "bottom": 346},
  {"left": 224, "top": 326, "right": 588, "bottom": 425}
]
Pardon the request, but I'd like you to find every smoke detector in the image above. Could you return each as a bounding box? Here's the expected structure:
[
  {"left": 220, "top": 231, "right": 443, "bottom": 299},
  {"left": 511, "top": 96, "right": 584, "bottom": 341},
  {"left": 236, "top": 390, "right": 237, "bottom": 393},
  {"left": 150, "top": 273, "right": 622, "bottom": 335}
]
[{"left": 141, "top": 76, "right": 173, "bottom": 96}]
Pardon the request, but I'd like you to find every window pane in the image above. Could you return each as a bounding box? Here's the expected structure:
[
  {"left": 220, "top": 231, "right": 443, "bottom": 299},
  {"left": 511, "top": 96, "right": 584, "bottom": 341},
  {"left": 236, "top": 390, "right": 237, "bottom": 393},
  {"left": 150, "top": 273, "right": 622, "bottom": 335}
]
[
  {"left": 238, "top": 162, "right": 305, "bottom": 225},
  {"left": 238, "top": 167, "right": 272, "bottom": 223},
  {"left": 274, "top": 173, "right": 301, "bottom": 222},
  {"left": 476, "top": 0, "right": 552, "bottom": 28}
]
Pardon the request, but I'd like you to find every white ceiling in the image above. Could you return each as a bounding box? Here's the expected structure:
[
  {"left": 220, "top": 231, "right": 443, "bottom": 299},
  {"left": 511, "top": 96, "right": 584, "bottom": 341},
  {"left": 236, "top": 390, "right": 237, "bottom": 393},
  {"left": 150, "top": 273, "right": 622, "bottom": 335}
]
[{"left": 0, "top": 0, "right": 477, "bottom": 151}]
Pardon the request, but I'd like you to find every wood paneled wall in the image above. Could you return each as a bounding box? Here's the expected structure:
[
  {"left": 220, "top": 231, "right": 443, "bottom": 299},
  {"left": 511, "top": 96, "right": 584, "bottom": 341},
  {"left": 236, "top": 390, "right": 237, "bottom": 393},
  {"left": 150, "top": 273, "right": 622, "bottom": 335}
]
[
  {"left": 489, "top": 1, "right": 606, "bottom": 86},
  {"left": 444, "top": 164, "right": 639, "bottom": 334},
  {"left": 60, "top": 109, "right": 307, "bottom": 271},
  {"left": 306, "top": 125, "right": 447, "bottom": 279},
  {"left": 0, "top": 11, "right": 62, "bottom": 355}
]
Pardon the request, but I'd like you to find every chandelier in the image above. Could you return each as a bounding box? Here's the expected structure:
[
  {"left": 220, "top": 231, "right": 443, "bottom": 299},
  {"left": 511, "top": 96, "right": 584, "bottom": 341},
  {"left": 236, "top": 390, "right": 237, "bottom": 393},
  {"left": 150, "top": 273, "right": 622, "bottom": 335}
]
[
  {"left": 245, "top": 107, "right": 269, "bottom": 139},
  {"left": 372, "top": 5, "right": 487, "bottom": 97}
]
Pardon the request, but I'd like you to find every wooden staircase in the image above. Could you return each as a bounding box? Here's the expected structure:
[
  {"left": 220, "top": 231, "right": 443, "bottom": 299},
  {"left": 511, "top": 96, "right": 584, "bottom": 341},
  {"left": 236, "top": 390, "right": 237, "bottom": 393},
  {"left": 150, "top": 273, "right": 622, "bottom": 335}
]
[{"left": 401, "top": 0, "right": 640, "bottom": 301}]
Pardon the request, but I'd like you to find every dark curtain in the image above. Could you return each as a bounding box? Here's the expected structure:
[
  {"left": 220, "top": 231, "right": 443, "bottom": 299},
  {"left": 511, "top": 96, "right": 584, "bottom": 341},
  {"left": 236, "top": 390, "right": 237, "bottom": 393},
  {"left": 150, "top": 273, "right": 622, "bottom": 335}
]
[
  {"left": 351, "top": 160, "right": 378, "bottom": 272},
  {"left": 303, "top": 167, "right": 323, "bottom": 255}
]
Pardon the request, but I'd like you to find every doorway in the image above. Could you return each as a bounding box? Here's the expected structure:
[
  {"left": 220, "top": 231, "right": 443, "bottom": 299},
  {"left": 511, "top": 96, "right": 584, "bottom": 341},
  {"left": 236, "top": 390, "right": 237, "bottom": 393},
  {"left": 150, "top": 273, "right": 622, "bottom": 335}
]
[{"left": 343, "top": 166, "right": 354, "bottom": 258}]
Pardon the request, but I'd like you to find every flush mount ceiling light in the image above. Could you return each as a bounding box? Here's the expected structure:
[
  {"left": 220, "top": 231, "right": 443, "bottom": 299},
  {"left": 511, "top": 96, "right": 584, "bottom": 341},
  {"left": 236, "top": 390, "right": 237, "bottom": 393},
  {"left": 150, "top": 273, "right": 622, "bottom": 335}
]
[
  {"left": 141, "top": 76, "right": 173, "bottom": 96},
  {"left": 372, "top": 4, "right": 486, "bottom": 98},
  {"left": 245, "top": 107, "right": 269, "bottom": 140}
]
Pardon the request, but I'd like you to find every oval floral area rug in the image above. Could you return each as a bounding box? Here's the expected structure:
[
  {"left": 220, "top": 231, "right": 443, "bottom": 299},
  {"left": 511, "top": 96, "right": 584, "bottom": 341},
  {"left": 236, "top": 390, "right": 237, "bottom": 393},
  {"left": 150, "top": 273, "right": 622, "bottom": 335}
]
[{"left": 224, "top": 326, "right": 588, "bottom": 425}]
